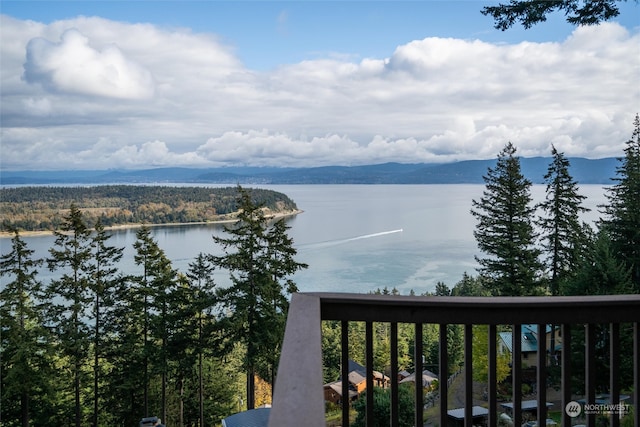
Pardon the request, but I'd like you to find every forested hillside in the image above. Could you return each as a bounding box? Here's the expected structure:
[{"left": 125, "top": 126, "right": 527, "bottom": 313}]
[
  {"left": 0, "top": 157, "right": 618, "bottom": 185},
  {"left": 0, "top": 185, "right": 299, "bottom": 232}
]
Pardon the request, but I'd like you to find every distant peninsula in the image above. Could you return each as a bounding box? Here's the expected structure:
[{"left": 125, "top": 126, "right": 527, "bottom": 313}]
[
  {"left": 0, "top": 186, "right": 300, "bottom": 235},
  {"left": 0, "top": 157, "right": 619, "bottom": 186}
]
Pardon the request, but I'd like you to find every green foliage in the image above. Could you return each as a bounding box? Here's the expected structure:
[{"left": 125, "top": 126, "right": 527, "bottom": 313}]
[
  {"left": 0, "top": 229, "right": 55, "bottom": 426},
  {"left": 0, "top": 186, "right": 305, "bottom": 425},
  {"left": 0, "top": 185, "right": 299, "bottom": 232},
  {"left": 45, "top": 204, "right": 94, "bottom": 427},
  {"left": 621, "top": 404, "right": 635, "bottom": 427},
  {"left": 89, "top": 219, "right": 124, "bottom": 427},
  {"left": 471, "top": 325, "right": 511, "bottom": 383},
  {"left": 321, "top": 321, "right": 344, "bottom": 384},
  {"left": 133, "top": 225, "right": 179, "bottom": 420},
  {"left": 471, "top": 142, "right": 543, "bottom": 296},
  {"left": 450, "top": 272, "right": 491, "bottom": 296},
  {"left": 211, "top": 186, "right": 307, "bottom": 408},
  {"left": 600, "top": 114, "right": 640, "bottom": 291},
  {"left": 352, "top": 384, "right": 415, "bottom": 427},
  {"left": 481, "top": 0, "right": 624, "bottom": 30},
  {"left": 563, "top": 230, "right": 633, "bottom": 296},
  {"left": 538, "top": 146, "right": 591, "bottom": 295}
]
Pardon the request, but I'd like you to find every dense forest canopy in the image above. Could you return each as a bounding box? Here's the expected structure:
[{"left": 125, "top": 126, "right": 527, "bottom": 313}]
[{"left": 0, "top": 185, "right": 299, "bottom": 233}]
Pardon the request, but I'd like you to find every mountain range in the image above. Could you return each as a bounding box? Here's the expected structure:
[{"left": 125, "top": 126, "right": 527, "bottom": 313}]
[{"left": 0, "top": 157, "right": 620, "bottom": 185}]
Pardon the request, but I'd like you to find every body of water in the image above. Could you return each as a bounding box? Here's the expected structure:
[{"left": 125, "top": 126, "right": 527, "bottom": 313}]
[{"left": 0, "top": 184, "right": 608, "bottom": 295}]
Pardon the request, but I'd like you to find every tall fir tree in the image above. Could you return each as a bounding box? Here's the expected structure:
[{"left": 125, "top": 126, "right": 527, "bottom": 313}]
[
  {"left": 471, "top": 142, "right": 543, "bottom": 296},
  {"left": 133, "top": 225, "right": 177, "bottom": 421},
  {"left": 537, "top": 146, "right": 591, "bottom": 295},
  {"left": 600, "top": 114, "right": 640, "bottom": 292},
  {"left": 88, "top": 219, "right": 124, "bottom": 427},
  {"left": 46, "top": 205, "right": 94, "bottom": 427},
  {"left": 171, "top": 253, "right": 218, "bottom": 426},
  {"left": 190, "top": 254, "right": 219, "bottom": 425},
  {"left": 564, "top": 230, "right": 633, "bottom": 296},
  {"left": 104, "top": 266, "right": 144, "bottom": 425},
  {"left": 211, "top": 186, "right": 307, "bottom": 409},
  {"left": 0, "top": 229, "right": 52, "bottom": 427},
  {"left": 563, "top": 231, "right": 635, "bottom": 393}
]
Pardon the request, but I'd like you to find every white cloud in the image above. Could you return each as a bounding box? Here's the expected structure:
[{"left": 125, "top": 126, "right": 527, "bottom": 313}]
[
  {"left": 0, "top": 15, "right": 638, "bottom": 170},
  {"left": 24, "top": 28, "right": 156, "bottom": 99}
]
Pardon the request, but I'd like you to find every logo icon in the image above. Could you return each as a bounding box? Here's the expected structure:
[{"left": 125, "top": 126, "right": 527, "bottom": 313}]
[{"left": 565, "top": 401, "right": 582, "bottom": 418}]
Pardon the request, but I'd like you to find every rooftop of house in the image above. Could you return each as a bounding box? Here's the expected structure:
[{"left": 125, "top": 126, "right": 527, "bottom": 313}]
[{"left": 498, "top": 324, "right": 556, "bottom": 353}]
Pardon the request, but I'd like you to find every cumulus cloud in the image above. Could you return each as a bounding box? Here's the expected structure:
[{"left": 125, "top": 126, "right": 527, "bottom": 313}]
[
  {"left": 1, "top": 14, "right": 638, "bottom": 170},
  {"left": 23, "top": 28, "right": 155, "bottom": 99}
]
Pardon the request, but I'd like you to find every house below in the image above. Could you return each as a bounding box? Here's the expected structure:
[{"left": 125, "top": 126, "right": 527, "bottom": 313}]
[
  {"left": 447, "top": 406, "right": 488, "bottom": 427},
  {"left": 498, "top": 324, "right": 561, "bottom": 368}
]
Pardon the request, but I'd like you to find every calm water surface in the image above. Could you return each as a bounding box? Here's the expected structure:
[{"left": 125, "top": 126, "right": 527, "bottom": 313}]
[{"left": 1, "top": 184, "right": 608, "bottom": 295}]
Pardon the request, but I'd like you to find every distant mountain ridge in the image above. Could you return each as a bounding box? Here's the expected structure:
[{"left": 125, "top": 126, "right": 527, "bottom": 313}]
[{"left": 0, "top": 157, "right": 619, "bottom": 185}]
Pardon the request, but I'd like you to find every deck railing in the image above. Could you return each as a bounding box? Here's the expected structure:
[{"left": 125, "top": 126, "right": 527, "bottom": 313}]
[{"left": 268, "top": 293, "right": 640, "bottom": 427}]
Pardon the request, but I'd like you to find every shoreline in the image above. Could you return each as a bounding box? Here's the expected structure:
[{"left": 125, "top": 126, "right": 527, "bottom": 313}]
[{"left": 0, "top": 209, "right": 303, "bottom": 239}]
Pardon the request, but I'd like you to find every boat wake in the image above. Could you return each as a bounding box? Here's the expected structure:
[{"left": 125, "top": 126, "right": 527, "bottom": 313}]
[{"left": 298, "top": 229, "right": 403, "bottom": 250}]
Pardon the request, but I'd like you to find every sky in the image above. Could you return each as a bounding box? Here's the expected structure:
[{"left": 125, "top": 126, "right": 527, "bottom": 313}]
[{"left": 1, "top": 1, "right": 639, "bottom": 171}]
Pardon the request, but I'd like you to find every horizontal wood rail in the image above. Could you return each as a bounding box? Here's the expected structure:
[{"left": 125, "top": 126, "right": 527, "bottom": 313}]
[{"left": 269, "top": 293, "right": 640, "bottom": 427}]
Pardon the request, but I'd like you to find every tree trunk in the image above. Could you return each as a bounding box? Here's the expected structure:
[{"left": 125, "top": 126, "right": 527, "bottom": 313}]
[
  {"left": 179, "top": 379, "right": 185, "bottom": 427},
  {"left": 199, "top": 346, "right": 204, "bottom": 426},
  {"left": 20, "top": 392, "right": 29, "bottom": 427},
  {"left": 75, "top": 358, "right": 81, "bottom": 427},
  {"left": 247, "top": 367, "right": 255, "bottom": 410},
  {"left": 94, "top": 293, "right": 99, "bottom": 427}
]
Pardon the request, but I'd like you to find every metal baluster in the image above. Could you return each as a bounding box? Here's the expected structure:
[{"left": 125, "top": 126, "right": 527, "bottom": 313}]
[
  {"left": 415, "top": 322, "right": 423, "bottom": 427},
  {"left": 512, "top": 324, "right": 522, "bottom": 427},
  {"left": 366, "top": 321, "right": 374, "bottom": 426},
  {"left": 537, "top": 324, "right": 547, "bottom": 426},
  {"left": 610, "top": 323, "right": 620, "bottom": 427},
  {"left": 488, "top": 324, "right": 497, "bottom": 427},
  {"left": 341, "top": 320, "right": 350, "bottom": 427},
  {"left": 561, "top": 324, "right": 572, "bottom": 427},
  {"left": 390, "top": 322, "right": 399, "bottom": 427},
  {"left": 439, "top": 323, "right": 449, "bottom": 427},
  {"left": 464, "top": 324, "right": 472, "bottom": 427}
]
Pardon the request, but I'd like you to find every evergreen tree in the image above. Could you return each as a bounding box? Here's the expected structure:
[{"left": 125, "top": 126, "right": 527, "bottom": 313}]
[
  {"left": 255, "top": 218, "right": 308, "bottom": 390},
  {"left": 46, "top": 205, "right": 93, "bottom": 427},
  {"left": 211, "top": 186, "right": 307, "bottom": 409},
  {"left": 471, "top": 143, "right": 543, "bottom": 296},
  {"left": 563, "top": 230, "right": 633, "bottom": 296},
  {"left": 321, "top": 321, "right": 343, "bottom": 383},
  {"left": 481, "top": 0, "right": 625, "bottom": 30},
  {"left": 600, "top": 114, "right": 640, "bottom": 291},
  {"left": 104, "top": 268, "right": 144, "bottom": 425},
  {"left": 174, "top": 253, "right": 218, "bottom": 426},
  {"left": 352, "top": 384, "right": 415, "bottom": 427},
  {"left": 88, "top": 219, "right": 124, "bottom": 427},
  {"left": 133, "top": 225, "right": 177, "bottom": 421},
  {"left": 537, "top": 146, "right": 591, "bottom": 295},
  {"left": 450, "top": 272, "right": 491, "bottom": 297},
  {"left": 563, "top": 230, "right": 634, "bottom": 392},
  {"left": 0, "top": 229, "right": 51, "bottom": 427},
  {"left": 433, "top": 281, "right": 451, "bottom": 296}
]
